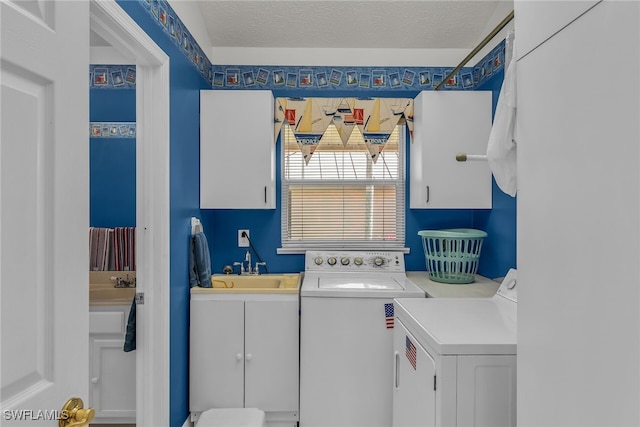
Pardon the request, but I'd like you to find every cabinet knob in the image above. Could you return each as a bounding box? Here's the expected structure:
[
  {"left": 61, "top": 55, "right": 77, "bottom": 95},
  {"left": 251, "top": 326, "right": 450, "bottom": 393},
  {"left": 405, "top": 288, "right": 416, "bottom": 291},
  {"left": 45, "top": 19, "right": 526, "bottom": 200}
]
[
  {"left": 245, "top": 353, "right": 253, "bottom": 361},
  {"left": 91, "top": 377, "right": 99, "bottom": 384},
  {"left": 236, "top": 353, "right": 243, "bottom": 361}
]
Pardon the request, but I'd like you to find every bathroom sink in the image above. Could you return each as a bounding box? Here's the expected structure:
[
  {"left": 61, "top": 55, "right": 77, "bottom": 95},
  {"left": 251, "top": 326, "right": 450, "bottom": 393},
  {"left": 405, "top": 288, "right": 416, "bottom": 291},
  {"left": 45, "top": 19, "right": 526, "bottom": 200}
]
[
  {"left": 192, "top": 274, "right": 301, "bottom": 294},
  {"left": 89, "top": 271, "right": 136, "bottom": 305}
]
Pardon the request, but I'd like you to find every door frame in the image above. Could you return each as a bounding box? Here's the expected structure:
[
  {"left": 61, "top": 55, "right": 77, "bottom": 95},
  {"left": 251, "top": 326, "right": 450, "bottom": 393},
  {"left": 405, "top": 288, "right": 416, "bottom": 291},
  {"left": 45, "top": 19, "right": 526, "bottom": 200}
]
[{"left": 90, "top": 1, "right": 170, "bottom": 425}]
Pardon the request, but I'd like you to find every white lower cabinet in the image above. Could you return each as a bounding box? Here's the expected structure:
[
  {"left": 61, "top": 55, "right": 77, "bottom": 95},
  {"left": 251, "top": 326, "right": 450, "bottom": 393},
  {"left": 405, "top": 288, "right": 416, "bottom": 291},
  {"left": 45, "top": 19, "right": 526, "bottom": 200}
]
[
  {"left": 393, "top": 319, "right": 516, "bottom": 427},
  {"left": 89, "top": 305, "right": 136, "bottom": 424},
  {"left": 190, "top": 296, "right": 299, "bottom": 426}
]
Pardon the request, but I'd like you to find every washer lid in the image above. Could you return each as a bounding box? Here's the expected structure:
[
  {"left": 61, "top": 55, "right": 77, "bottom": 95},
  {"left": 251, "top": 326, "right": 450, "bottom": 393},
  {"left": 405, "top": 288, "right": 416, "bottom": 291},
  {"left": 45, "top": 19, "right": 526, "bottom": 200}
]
[
  {"left": 301, "top": 274, "right": 425, "bottom": 298},
  {"left": 318, "top": 276, "right": 404, "bottom": 290}
]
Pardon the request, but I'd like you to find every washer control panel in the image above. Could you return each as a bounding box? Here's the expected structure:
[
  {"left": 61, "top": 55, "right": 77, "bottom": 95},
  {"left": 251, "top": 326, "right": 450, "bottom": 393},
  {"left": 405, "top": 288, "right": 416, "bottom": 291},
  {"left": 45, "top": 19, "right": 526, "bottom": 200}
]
[{"left": 305, "top": 251, "right": 406, "bottom": 273}]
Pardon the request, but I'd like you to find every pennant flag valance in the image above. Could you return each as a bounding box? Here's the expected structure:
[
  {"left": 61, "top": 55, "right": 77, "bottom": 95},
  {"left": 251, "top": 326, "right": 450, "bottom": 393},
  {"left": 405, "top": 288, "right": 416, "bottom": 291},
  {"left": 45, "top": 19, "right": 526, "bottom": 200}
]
[
  {"left": 332, "top": 98, "right": 357, "bottom": 146},
  {"left": 353, "top": 97, "right": 411, "bottom": 162},
  {"left": 275, "top": 97, "right": 413, "bottom": 164}
]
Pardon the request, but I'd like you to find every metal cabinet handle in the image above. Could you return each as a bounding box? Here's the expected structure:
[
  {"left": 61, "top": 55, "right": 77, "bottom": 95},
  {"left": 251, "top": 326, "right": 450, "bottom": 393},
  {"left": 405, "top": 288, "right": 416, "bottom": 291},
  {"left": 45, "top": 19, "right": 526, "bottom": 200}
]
[
  {"left": 264, "top": 186, "right": 267, "bottom": 204},
  {"left": 236, "top": 353, "right": 243, "bottom": 361},
  {"left": 394, "top": 351, "right": 400, "bottom": 389},
  {"left": 91, "top": 377, "right": 99, "bottom": 384},
  {"left": 426, "top": 185, "right": 430, "bottom": 203},
  {"left": 245, "top": 353, "right": 253, "bottom": 361}
]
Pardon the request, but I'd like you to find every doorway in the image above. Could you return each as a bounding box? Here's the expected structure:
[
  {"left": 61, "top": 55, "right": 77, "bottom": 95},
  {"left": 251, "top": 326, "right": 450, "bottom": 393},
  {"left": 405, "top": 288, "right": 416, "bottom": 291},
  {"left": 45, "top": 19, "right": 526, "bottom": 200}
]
[{"left": 90, "top": 1, "right": 170, "bottom": 425}]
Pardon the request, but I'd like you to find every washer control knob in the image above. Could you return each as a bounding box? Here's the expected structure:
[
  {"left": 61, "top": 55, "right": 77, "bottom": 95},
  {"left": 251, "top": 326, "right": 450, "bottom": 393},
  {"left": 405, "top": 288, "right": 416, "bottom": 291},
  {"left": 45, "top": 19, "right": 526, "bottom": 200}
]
[
  {"left": 354, "top": 257, "right": 363, "bottom": 266},
  {"left": 374, "top": 257, "right": 384, "bottom": 267},
  {"left": 314, "top": 256, "right": 323, "bottom": 265},
  {"left": 341, "top": 257, "right": 350, "bottom": 265},
  {"left": 327, "top": 257, "right": 337, "bottom": 266}
]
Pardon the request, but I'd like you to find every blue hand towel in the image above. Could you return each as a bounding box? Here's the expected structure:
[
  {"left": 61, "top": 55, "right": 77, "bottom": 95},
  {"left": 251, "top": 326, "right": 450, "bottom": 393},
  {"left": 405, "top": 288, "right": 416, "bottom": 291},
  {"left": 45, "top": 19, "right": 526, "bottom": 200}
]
[
  {"left": 189, "top": 232, "right": 212, "bottom": 288},
  {"left": 123, "top": 296, "right": 136, "bottom": 352}
]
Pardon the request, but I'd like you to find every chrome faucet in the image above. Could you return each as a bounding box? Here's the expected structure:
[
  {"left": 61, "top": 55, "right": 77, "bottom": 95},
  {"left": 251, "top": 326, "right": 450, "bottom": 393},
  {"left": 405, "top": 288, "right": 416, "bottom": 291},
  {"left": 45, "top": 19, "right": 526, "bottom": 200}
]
[
  {"left": 254, "top": 261, "right": 267, "bottom": 275},
  {"left": 111, "top": 274, "right": 136, "bottom": 288},
  {"left": 233, "top": 251, "right": 267, "bottom": 275},
  {"left": 232, "top": 261, "right": 244, "bottom": 275}
]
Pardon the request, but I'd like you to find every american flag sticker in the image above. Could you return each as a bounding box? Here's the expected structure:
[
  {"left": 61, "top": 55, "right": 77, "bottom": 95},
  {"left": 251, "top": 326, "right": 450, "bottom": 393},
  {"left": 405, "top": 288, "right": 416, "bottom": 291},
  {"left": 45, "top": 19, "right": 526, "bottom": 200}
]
[
  {"left": 384, "top": 303, "right": 394, "bottom": 329},
  {"left": 406, "top": 336, "right": 417, "bottom": 370}
]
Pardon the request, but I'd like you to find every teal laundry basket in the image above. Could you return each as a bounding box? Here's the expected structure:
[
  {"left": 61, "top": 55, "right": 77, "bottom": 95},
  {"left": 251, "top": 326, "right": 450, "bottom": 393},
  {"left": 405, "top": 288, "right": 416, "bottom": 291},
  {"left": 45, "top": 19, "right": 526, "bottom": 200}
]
[{"left": 418, "top": 229, "right": 487, "bottom": 284}]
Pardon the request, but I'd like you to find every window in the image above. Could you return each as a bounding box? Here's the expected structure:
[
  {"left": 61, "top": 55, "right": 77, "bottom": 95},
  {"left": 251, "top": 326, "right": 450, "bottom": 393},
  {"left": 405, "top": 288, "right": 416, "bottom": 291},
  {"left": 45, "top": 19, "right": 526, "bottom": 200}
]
[{"left": 280, "top": 123, "right": 405, "bottom": 252}]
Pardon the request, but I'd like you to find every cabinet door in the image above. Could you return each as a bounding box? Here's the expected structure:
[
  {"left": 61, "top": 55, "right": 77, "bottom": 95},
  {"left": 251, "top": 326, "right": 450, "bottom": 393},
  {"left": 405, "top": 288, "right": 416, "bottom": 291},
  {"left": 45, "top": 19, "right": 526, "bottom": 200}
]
[
  {"left": 190, "top": 299, "right": 245, "bottom": 411},
  {"left": 410, "top": 91, "right": 492, "bottom": 209},
  {"left": 89, "top": 337, "right": 136, "bottom": 422},
  {"left": 393, "top": 321, "right": 436, "bottom": 427},
  {"left": 200, "top": 90, "right": 275, "bottom": 209},
  {"left": 517, "top": 2, "right": 640, "bottom": 426},
  {"left": 456, "top": 355, "right": 516, "bottom": 426},
  {"left": 244, "top": 300, "right": 299, "bottom": 412}
]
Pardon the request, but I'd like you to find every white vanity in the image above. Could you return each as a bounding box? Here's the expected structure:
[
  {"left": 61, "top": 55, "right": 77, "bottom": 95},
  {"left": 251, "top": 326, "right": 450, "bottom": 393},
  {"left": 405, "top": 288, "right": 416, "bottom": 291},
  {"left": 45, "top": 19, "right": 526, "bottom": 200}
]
[
  {"left": 189, "top": 274, "right": 301, "bottom": 427},
  {"left": 88, "top": 271, "right": 136, "bottom": 424}
]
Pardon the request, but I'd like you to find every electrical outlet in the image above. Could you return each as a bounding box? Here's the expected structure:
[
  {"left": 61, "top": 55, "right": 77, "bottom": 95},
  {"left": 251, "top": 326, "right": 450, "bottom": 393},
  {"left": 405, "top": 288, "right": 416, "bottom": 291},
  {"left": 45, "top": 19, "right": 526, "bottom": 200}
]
[{"left": 238, "top": 229, "right": 250, "bottom": 247}]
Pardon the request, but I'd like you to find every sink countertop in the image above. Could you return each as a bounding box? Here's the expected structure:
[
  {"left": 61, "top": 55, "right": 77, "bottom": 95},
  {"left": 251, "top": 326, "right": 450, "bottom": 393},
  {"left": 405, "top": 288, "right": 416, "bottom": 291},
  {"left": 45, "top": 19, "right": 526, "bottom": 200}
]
[
  {"left": 191, "top": 273, "right": 302, "bottom": 294},
  {"left": 90, "top": 284, "right": 136, "bottom": 306}
]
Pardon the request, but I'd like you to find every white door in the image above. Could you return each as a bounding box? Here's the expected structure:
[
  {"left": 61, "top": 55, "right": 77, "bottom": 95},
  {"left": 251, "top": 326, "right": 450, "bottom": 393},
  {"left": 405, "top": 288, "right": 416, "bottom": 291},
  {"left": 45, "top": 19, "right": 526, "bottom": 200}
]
[
  {"left": 190, "top": 299, "right": 245, "bottom": 411},
  {"left": 456, "top": 355, "right": 516, "bottom": 426},
  {"left": 393, "top": 320, "right": 436, "bottom": 427},
  {"left": 1, "top": 0, "right": 90, "bottom": 424},
  {"left": 89, "top": 337, "right": 136, "bottom": 421},
  {"left": 245, "top": 300, "right": 299, "bottom": 412}
]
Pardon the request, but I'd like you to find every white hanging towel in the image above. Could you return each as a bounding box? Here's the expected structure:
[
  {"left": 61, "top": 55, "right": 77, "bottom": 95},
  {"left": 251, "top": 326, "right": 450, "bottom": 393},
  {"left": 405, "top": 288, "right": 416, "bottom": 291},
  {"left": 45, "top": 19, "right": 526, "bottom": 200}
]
[{"left": 487, "top": 44, "right": 517, "bottom": 197}]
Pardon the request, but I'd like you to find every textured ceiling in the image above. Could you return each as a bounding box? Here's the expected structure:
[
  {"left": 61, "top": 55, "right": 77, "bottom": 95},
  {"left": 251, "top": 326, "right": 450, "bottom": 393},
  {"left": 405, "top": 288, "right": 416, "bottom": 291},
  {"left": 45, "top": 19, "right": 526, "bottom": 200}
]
[{"left": 196, "top": 1, "right": 505, "bottom": 49}]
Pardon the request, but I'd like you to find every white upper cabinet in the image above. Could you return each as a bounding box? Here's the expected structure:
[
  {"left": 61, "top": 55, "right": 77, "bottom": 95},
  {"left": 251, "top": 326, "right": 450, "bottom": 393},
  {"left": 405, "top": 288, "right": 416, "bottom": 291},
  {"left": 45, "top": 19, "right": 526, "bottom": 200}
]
[
  {"left": 200, "top": 90, "right": 275, "bottom": 209},
  {"left": 515, "top": 0, "right": 599, "bottom": 59},
  {"left": 410, "top": 91, "right": 492, "bottom": 209}
]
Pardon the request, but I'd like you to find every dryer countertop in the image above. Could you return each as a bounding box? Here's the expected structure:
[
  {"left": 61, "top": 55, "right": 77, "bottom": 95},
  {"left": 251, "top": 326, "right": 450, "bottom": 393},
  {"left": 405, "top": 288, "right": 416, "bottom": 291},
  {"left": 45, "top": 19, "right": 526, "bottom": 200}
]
[
  {"left": 395, "top": 296, "right": 517, "bottom": 355},
  {"left": 407, "top": 271, "right": 499, "bottom": 298}
]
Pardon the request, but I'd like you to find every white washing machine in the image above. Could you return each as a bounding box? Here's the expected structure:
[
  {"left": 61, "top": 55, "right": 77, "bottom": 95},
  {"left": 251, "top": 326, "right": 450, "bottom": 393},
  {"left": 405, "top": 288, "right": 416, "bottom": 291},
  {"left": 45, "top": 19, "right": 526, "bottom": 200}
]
[
  {"left": 392, "top": 269, "right": 518, "bottom": 427},
  {"left": 299, "top": 250, "right": 425, "bottom": 427}
]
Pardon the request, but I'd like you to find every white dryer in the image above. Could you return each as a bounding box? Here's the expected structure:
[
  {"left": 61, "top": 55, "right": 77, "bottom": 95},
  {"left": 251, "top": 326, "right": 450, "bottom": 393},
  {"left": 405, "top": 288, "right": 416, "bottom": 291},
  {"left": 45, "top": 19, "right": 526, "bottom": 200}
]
[
  {"left": 300, "top": 251, "right": 425, "bottom": 427},
  {"left": 393, "top": 269, "right": 518, "bottom": 427}
]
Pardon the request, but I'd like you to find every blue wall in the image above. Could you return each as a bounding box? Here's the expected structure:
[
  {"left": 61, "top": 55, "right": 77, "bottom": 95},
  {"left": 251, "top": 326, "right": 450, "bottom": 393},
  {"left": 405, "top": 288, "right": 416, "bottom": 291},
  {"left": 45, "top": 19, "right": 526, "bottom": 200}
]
[
  {"left": 90, "top": 89, "right": 136, "bottom": 228},
  {"left": 100, "top": 2, "right": 516, "bottom": 424},
  {"left": 116, "top": 1, "right": 210, "bottom": 425},
  {"left": 473, "top": 68, "right": 517, "bottom": 279},
  {"left": 202, "top": 77, "right": 517, "bottom": 279}
]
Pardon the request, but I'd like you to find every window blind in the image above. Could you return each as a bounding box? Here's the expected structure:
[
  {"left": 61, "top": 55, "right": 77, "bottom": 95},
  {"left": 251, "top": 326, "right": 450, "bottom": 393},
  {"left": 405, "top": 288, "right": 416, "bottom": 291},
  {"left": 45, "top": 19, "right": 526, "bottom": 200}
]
[{"left": 281, "top": 123, "right": 405, "bottom": 252}]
